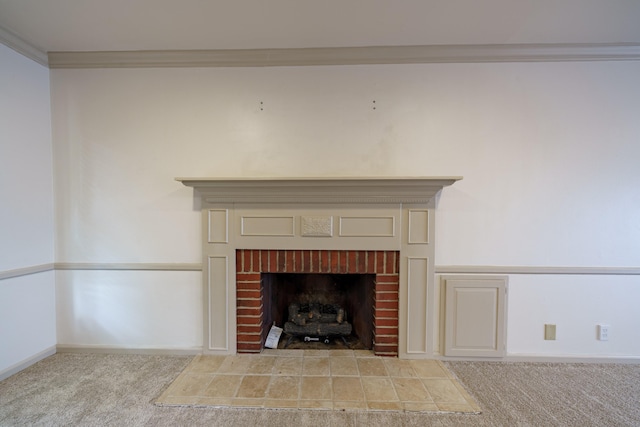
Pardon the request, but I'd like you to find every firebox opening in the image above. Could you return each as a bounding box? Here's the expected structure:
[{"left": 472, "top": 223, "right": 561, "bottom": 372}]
[{"left": 262, "top": 273, "right": 375, "bottom": 349}]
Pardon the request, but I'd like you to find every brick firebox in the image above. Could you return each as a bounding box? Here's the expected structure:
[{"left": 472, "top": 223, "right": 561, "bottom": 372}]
[{"left": 236, "top": 249, "right": 399, "bottom": 357}]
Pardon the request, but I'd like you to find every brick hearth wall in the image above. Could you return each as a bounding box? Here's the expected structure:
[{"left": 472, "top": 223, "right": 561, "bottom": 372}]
[{"left": 236, "top": 249, "right": 399, "bottom": 356}]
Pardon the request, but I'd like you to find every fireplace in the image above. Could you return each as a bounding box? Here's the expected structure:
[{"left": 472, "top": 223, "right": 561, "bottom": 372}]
[
  {"left": 236, "top": 249, "right": 399, "bottom": 356},
  {"left": 177, "top": 177, "right": 461, "bottom": 359}
]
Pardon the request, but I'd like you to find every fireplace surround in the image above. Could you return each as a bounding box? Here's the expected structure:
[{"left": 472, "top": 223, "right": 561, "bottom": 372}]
[{"left": 178, "top": 177, "right": 461, "bottom": 359}]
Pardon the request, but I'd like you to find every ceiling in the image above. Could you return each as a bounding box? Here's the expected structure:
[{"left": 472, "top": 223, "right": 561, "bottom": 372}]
[{"left": 1, "top": 0, "right": 640, "bottom": 54}]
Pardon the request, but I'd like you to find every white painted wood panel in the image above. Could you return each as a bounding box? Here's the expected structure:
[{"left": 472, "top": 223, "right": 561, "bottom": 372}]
[
  {"left": 408, "top": 209, "right": 429, "bottom": 244},
  {"left": 406, "top": 257, "right": 429, "bottom": 354},
  {"left": 207, "top": 209, "right": 228, "bottom": 243},
  {"left": 240, "top": 216, "right": 295, "bottom": 236},
  {"left": 339, "top": 216, "right": 395, "bottom": 237},
  {"left": 443, "top": 276, "right": 507, "bottom": 357},
  {"left": 207, "top": 256, "right": 229, "bottom": 351}
]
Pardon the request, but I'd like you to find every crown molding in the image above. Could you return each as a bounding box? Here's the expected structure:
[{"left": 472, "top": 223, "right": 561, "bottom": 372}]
[
  {"left": 176, "top": 176, "right": 462, "bottom": 204},
  {"left": 0, "top": 25, "right": 48, "bottom": 66},
  {"left": 48, "top": 43, "right": 640, "bottom": 69}
]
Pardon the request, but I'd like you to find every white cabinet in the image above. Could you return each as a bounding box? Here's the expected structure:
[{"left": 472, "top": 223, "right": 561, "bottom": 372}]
[{"left": 443, "top": 276, "right": 508, "bottom": 358}]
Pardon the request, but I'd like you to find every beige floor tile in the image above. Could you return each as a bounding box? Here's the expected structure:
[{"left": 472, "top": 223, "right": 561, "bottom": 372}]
[
  {"left": 266, "top": 375, "right": 300, "bottom": 400},
  {"left": 392, "top": 377, "right": 432, "bottom": 402},
  {"left": 422, "top": 379, "right": 468, "bottom": 404},
  {"left": 195, "top": 397, "right": 233, "bottom": 406},
  {"left": 188, "top": 355, "right": 227, "bottom": 374},
  {"left": 236, "top": 375, "right": 270, "bottom": 398},
  {"left": 230, "top": 398, "right": 264, "bottom": 408},
  {"left": 403, "top": 402, "right": 440, "bottom": 412},
  {"left": 383, "top": 358, "right": 417, "bottom": 377},
  {"left": 297, "top": 400, "right": 333, "bottom": 410},
  {"left": 367, "top": 401, "right": 403, "bottom": 411},
  {"left": 410, "top": 360, "right": 450, "bottom": 378},
  {"left": 330, "top": 356, "right": 359, "bottom": 376},
  {"left": 332, "top": 376, "right": 365, "bottom": 402},
  {"left": 334, "top": 401, "right": 368, "bottom": 410},
  {"left": 203, "top": 374, "right": 243, "bottom": 398},
  {"left": 300, "top": 376, "right": 332, "bottom": 400},
  {"left": 157, "top": 353, "right": 480, "bottom": 414},
  {"left": 329, "top": 349, "right": 354, "bottom": 357},
  {"left": 304, "top": 349, "right": 330, "bottom": 357},
  {"left": 302, "top": 357, "right": 330, "bottom": 376},
  {"left": 273, "top": 357, "right": 303, "bottom": 376},
  {"left": 436, "top": 402, "right": 478, "bottom": 413},
  {"left": 217, "top": 355, "right": 252, "bottom": 374},
  {"left": 357, "top": 358, "right": 388, "bottom": 376},
  {"left": 361, "top": 377, "right": 398, "bottom": 402},
  {"left": 247, "top": 356, "right": 276, "bottom": 374},
  {"left": 264, "top": 399, "right": 298, "bottom": 408},
  {"left": 170, "top": 373, "right": 214, "bottom": 396}
]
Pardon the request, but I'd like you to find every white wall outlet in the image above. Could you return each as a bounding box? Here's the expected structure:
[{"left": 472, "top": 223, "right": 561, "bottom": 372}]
[{"left": 597, "top": 324, "right": 610, "bottom": 341}]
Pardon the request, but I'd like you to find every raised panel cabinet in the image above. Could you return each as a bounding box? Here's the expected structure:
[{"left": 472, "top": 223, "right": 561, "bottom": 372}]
[{"left": 443, "top": 276, "right": 508, "bottom": 358}]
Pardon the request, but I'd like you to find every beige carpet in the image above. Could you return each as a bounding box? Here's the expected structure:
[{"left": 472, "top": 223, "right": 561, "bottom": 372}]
[
  {"left": 2, "top": 352, "right": 640, "bottom": 426},
  {"left": 155, "top": 349, "right": 481, "bottom": 413}
]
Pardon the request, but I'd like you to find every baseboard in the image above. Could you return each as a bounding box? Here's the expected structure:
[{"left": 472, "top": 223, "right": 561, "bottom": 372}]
[
  {"left": 56, "top": 344, "right": 201, "bottom": 356},
  {"left": 0, "top": 346, "right": 57, "bottom": 381},
  {"left": 437, "top": 354, "right": 640, "bottom": 364}
]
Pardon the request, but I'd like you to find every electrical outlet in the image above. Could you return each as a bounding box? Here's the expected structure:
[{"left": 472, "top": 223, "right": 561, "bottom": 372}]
[
  {"left": 544, "top": 324, "right": 556, "bottom": 340},
  {"left": 598, "top": 324, "right": 610, "bottom": 341}
]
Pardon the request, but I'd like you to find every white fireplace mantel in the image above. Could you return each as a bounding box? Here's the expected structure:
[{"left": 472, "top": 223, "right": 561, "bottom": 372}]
[
  {"left": 176, "top": 176, "right": 462, "bottom": 204},
  {"left": 178, "top": 176, "right": 463, "bottom": 358}
]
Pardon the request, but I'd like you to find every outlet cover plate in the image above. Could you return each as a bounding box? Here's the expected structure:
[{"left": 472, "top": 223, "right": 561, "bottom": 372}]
[{"left": 544, "top": 324, "right": 557, "bottom": 340}]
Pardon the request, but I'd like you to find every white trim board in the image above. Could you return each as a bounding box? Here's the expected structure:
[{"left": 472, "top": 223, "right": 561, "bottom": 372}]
[
  {"left": 0, "top": 346, "right": 56, "bottom": 382},
  {"left": 56, "top": 345, "right": 201, "bottom": 356},
  {"left": 0, "top": 25, "right": 48, "bottom": 66},
  {"left": 48, "top": 43, "right": 640, "bottom": 69},
  {"left": 3, "top": 263, "right": 640, "bottom": 281},
  {"left": 436, "top": 265, "right": 640, "bottom": 276}
]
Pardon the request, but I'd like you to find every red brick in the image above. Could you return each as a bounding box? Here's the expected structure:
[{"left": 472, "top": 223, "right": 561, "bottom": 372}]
[
  {"left": 237, "top": 307, "right": 262, "bottom": 316},
  {"left": 237, "top": 333, "right": 262, "bottom": 342},
  {"left": 236, "top": 282, "right": 261, "bottom": 292},
  {"left": 236, "top": 273, "right": 261, "bottom": 282},
  {"left": 259, "top": 250, "right": 268, "bottom": 271},
  {"left": 242, "top": 250, "right": 252, "bottom": 272},
  {"left": 293, "top": 250, "right": 302, "bottom": 273},
  {"left": 339, "top": 250, "right": 348, "bottom": 273},
  {"left": 376, "top": 252, "right": 385, "bottom": 274},
  {"left": 375, "top": 284, "right": 399, "bottom": 293},
  {"left": 347, "top": 251, "right": 357, "bottom": 273},
  {"left": 374, "top": 317, "right": 399, "bottom": 327},
  {"left": 374, "top": 344, "right": 398, "bottom": 356},
  {"left": 375, "top": 274, "right": 399, "bottom": 284},
  {"left": 373, "top": 335, "right": 399, "bottom": 344},
  {"left": 237, "top": 298, "right": 262, "bottom": 308},
  {"left": 375, "top": 326, "right": 398, "bottom": 336},
  {"left": 375, "top": 292, "right": 398, "bottom": 301},
  {"left": 237, "top": 289, "right": 262, "bottom": 299},
  {"left": 237, "top": 315, "right": 262, "bottom": 325},
  {"left": 237, "top": 343, "right": 263, "bottom": 353},
  {"left": 285, "top": 251, "right": 294, "bottom": 272},
  {"left": 236, "top": 250, "right": 243, "bottom": 272},
  {"left": 375, "top": 308, "right": 398, "bottom": 318},
  {"left": 267, "top": 250, "right": 276, "bottom": 272},
  {"left": 375, "top": 300, "right": 398, "bottom": 310},
  {"left": 237, "top": 325, "right": 263, "bottom": 333}
]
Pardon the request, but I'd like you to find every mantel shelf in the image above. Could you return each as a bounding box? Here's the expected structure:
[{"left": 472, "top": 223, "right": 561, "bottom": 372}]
[{"left": 176, "top": 176, "right": 462, "bottom": 204}]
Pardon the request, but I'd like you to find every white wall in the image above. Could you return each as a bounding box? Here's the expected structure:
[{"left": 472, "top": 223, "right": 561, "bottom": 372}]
[
  {"left": 0, "top": 43, "right": 55, "bottom": 376},
  {"left": 50, "top": 60, "right": 640, "bottom": 358}
]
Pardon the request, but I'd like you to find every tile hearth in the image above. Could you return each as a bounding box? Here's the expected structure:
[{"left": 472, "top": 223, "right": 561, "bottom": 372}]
[{"left": 156, "top": 350, "right": 480, "bottom": 413}]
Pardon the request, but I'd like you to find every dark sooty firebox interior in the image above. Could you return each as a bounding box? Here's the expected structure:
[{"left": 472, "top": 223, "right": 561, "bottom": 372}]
[{"left": 262, "top": 273, "right": 375, "bottom": 349}]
